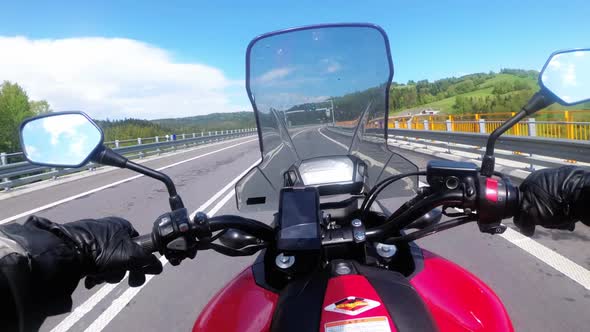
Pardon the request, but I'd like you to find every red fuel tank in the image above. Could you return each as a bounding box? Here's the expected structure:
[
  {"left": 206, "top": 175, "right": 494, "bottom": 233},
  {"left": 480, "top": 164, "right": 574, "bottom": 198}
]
[
  {"left": 192, "top": 267, "right": 278, "bottom": 332},
  {"left": 410, "top": 250, "right": 514, "bottom": 331},
  {"left": 194, "top": 249, "right": 513, "bottom": 332}
]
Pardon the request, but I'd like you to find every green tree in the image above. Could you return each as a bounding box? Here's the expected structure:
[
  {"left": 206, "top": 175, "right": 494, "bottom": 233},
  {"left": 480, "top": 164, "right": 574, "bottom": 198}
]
[
  {"left": 513, "top": 79, "right": 530, "bottom": 91},
  {"left": 492, "top": 81, "right": 513, "bottom": 95},
  {"left": 455, "top": 79, "right": 475, "bottom": 94},
  {"left": 453, "top": 95, "right": 468, "bottom": 114},
  {"left": 0, "top": 81, "right": 34, "bottom": 152},
  {"left": 29, "top": 100, "right": 52, "bottom": 115}
]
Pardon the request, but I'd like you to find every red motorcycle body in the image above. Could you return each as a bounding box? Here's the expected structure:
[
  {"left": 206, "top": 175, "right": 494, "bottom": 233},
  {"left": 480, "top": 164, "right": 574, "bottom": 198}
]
[{"left": 193, "top": 248, "right": 513, "bottom": 332}]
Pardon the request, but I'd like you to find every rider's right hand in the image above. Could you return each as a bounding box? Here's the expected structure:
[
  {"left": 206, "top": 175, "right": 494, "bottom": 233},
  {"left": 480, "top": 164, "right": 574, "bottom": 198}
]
[{"left": 514, "top": 166, "right": 590, "bottom": 236}]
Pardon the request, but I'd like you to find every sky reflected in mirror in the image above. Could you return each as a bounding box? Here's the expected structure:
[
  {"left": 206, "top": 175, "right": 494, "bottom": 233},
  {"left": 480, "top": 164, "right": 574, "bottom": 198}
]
[
  {"left": 541, "top": 50, "right": 590, "bottom": 104},
  {"left": 21, "top": 113, "right": 102, "bottom": 166}
]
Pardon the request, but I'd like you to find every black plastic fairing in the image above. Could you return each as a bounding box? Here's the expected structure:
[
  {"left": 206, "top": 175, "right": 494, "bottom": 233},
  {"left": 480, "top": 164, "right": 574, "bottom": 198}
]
[
  {"left": 270, "top": 269, "right": 330, "bottom": 332},
  {"left": 353, "top": 262, "right": 438, "bottom": 332}
]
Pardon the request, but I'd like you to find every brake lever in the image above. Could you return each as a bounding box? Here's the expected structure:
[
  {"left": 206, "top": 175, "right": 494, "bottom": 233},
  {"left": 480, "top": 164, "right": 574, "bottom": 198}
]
[
  {"left": 197, "top": 241, "right": 267, "bottom": 257},
  {"left": 383, "top": 215, "right": 477, "bottom": 244},
  {"left": 441, "top": 206, "right": 472, "bottom": 218}
]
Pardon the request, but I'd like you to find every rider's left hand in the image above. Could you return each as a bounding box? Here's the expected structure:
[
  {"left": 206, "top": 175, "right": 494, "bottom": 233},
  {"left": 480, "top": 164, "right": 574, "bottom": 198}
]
[{"left": 24, "top": 216, "right": 163, "bottom": 288}]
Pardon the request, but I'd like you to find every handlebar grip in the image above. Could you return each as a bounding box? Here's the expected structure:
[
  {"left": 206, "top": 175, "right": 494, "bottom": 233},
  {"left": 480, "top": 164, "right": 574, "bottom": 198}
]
[{"left": 133, "top": 234, "right": 156, "bottom": 253}]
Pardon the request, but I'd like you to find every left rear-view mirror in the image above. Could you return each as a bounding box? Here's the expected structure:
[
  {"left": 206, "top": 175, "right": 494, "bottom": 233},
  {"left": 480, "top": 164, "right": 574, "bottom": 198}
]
[
  {"left": 539, "top": 48, "right": 590, "bottom": 105},
  {"left": 19, "top": 111, "right": 104, "bottom": 168}
]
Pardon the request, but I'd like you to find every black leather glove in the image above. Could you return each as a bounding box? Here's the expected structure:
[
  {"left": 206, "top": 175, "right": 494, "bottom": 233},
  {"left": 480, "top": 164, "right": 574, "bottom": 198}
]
[
  {"left": 0, "top": 216, "right": 162, "bottom": 330},
  {"left": 515, "top": 166, "right": 590, "bottom": 236},
  {"left": 26, "top": 216, "right": 163, "bottom": 288}
]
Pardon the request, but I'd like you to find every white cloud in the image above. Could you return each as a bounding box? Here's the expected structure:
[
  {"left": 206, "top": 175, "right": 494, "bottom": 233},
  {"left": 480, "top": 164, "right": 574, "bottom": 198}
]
[
  {"left": 0, "top": 36, "right": 249, "bottom": 119},
  {"left": 562, "top": 64, "right": 577, "bottom": 87},
  {"left": 42, "top": 113, "right": 89, "bottom": 145},
  {"left": 321, "top": 58, "right": 342, "bottom": 73},
  {"left": 548, "top": 58, "right": 562, "bottom": 69},
  {"left": 257, "top": 67, "right": 294, "bottom": 83},
  {"left": 25, "top": 145, "right": 38, "bottom": 159}
]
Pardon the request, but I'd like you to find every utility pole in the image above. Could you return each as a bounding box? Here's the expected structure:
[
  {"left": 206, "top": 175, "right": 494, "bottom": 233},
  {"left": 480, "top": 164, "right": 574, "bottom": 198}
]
[
  {"left": 330, "top": 99, "right": 335, "bottom": 126},
  {"left": 283, "top": 110, "right": 288, "bottom": 127}
]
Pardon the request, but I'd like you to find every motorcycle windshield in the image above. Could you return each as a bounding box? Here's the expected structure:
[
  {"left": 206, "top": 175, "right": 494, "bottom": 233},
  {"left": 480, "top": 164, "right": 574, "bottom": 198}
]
[{"left": 236, "top": 24, "right": 417, "bottom": 211}]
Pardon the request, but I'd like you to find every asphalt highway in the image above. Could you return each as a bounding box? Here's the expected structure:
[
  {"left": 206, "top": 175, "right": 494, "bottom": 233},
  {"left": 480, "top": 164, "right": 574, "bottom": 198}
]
[{"left": 1, "top": 130, "right": 588, "bottom": 332}]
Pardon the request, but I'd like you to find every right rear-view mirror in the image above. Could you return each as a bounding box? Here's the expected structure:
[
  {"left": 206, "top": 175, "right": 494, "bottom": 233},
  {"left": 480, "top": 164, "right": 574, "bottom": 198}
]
[{"left": 539, "top": 48, "right": 590, "bottom": 106}]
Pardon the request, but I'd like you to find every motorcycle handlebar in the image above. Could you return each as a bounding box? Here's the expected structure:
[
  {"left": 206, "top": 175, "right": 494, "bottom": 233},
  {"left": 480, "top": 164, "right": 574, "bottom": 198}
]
[
  {"left": 134, "top": 233, "right": 156, "bottom": 253},
  {"left": 132, "top": 214, "right": 274, "bottom": 254},
  {"left": 208, "top": 215, "right": 274, "bottom": 241},
  {"left": 132, "top": 170, "right": 521, "bottom": 255}
]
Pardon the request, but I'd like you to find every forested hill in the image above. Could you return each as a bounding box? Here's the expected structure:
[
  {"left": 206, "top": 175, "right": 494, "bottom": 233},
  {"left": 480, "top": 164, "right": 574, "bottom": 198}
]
[
  {"left": 152, "top": 111, "right": 256, "bottom": 133},
  {"left": 97, "top": 112, "right": 256, "bottom": 142},
  {"left": 390, "top": 69, "right": 543, "bottom": 114},
  {"left": 95, "top": 119, "right": 168, "bottom": 142}
]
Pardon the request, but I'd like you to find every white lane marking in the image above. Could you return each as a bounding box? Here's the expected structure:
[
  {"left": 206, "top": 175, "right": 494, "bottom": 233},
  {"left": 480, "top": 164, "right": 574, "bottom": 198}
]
[
  {"left": 49, "top": 281, "right": 122, "bottom": 332},
  {"left": 291, "top": 128, "right": 308, "bottom": 138},
  {"left": 208, "top": 189, "right": 236, "bottom": 216},
  {"left": 83, "top": 192, "right": 239, "bottom": 332},
  {"left": 0, "top": 138, "right": 257, "bottom": 225},
  {"left": 189, "top": 158, "right": 261, "bottom": 220},
  {"left": 451, "top": 211, "right": 590, "bottom": 292},
  {"left": 317, "top": 127, "right": 348, "bottom": 150},
  {"left": 500, "top": 228, "right": 590, "bottom": 290},
  {"left": 83, "top": 257, "right": 168, "bottom": 332},
  {"left": 51, "top": 160, "right": 256, "bottom": 332}
]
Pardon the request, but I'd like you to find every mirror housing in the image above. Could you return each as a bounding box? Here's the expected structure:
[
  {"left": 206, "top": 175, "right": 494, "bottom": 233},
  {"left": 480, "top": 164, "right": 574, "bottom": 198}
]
[
  {"left": 19, "top": 111, "right": 104, "bottom": 168},
  {"left": 539, "top": 48, "right": 590, "bottom": 106}
]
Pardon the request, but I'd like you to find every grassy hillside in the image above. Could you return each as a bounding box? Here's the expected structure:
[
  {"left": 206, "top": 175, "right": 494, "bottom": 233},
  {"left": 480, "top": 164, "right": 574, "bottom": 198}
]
[
  {"left": 479, "top": 73, "right": 536, "bottom": 89},
  {"left": 390, "top": 70, "right": 541, "bottom": 115},
  {"left": 419, "top": 87, "right": 495, "bottom": 112}
]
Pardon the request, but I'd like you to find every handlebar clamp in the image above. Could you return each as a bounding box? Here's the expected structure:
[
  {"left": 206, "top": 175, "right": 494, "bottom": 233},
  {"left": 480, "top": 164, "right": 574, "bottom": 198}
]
[{"left": 151, "top": 208, "right": 198, "bottom": 265}]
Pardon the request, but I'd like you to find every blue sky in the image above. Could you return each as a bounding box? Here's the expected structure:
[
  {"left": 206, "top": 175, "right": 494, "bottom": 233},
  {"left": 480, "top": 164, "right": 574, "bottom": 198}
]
[{"left": 1, "top": 0, "right": 589, "bottom": 119}]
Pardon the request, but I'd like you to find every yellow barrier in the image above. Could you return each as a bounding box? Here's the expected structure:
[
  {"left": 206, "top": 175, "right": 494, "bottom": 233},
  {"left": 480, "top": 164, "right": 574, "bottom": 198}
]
[{"left": 389, "top": 110, "right": 590, "bottom": 140}]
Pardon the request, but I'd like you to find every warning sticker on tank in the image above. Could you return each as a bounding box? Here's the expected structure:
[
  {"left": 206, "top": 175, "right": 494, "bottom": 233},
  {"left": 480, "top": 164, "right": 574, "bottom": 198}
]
[
  {"left": 324, "top": 297, "right": 381, "bottom": 316},
  {"left": 325, "top": 316, "right": 391, "bottom": 332}
]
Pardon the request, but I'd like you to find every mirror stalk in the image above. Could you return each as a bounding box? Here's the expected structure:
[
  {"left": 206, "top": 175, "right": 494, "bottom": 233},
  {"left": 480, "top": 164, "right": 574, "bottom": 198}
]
[
  {"left": 480, "top": 91, "right": 553, "bottom": 177},
  {"left": 92, "top": 147, "right": 185, "bottom": 210},
  {"left": 92, "top": 147, "right": 127, "bottom": 168}
]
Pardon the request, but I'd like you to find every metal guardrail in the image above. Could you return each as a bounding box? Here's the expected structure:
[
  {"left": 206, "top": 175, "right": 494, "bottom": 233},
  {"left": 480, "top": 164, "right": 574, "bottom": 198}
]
[
  {"left": 325, "top": 125, "right": 590, "bottom": 172},
  {"left": 388, "top": 110, "right": 590, "bottom": 141},
  {"left": 0, "top": 129, "right": 257, "bottom": 191},
  {"left": 388, "top": 128, "right": 590, "bottom": 164}
]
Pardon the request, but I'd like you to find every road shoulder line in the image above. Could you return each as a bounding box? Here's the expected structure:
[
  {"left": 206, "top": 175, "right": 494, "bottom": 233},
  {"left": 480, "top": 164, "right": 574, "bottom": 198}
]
[{"left": 500, "top": 228, "right": 590, "bottom": 290}]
